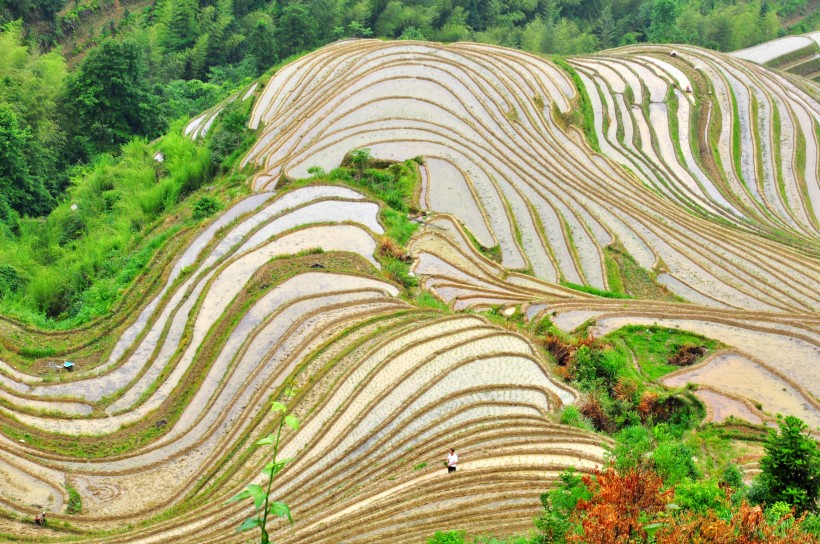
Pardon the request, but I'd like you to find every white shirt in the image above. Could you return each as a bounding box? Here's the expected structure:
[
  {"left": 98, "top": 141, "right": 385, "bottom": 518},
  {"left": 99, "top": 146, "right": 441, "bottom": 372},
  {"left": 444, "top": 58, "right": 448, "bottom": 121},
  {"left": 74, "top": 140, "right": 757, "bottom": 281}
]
[{"left": 447, "top": 452, "right": 458, "bottom": 467}]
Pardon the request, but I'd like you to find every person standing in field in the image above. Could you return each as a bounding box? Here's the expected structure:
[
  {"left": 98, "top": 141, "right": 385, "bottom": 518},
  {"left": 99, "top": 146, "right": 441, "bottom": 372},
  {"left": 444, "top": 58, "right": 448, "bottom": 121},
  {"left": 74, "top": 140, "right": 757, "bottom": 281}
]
[{"left": 447, "top": 448, "right": 458, "bottom": 473}]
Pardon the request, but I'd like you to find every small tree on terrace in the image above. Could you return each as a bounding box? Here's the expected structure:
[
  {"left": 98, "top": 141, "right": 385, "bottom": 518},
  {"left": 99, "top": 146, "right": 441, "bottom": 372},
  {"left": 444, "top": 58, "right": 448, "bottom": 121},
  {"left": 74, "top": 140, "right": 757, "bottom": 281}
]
[
  {"left": 349, "top": 148, "right": 371, "bottom": 180},
  {"left": 757, "top": 415, "right": 820, "bottom": 514}
]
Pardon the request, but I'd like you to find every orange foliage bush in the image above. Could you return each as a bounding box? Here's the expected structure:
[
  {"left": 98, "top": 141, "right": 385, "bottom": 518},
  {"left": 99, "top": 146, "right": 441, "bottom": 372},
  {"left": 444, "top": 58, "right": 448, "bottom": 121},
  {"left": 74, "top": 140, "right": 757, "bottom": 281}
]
[
  {"left": 613, "top": 379, "right": 638, "bottom": 403},
  {"left": 544, "top": 334, "right": 575, "bottom": 366},
  {"left": 543, "top": 334, "right": 598, "bottom": 380},
  {"left": 579, "top": 395, "right": 615, "bottom": 433},
  {"left": 378, "top": 236, "right": 405, "bottom": 259},
  {"left": 567, "top": 467, "right": 672, "bottom": 544},
  {"left": 637, "top": 391, "right": 658, "bottom": 421},
  {"left": 564, "top": 465, "right": 818, "bottom": 544},
  {"left": 655, "top": 503, "right": 818, "bottom": 544},
  {"left": 636, "top": 391, "right": 688, "bottom": 424}
]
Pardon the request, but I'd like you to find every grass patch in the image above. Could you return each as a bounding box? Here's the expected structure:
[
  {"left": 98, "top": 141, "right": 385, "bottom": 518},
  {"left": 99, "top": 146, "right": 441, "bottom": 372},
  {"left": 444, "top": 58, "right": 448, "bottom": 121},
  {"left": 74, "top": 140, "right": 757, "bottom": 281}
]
[
  {"left": 461, "top": 224, "right": 501, "bottom": 263},
  {"left": 413, "top": 462, "right": 428, "bottom": 470},
  {"left": 728, "top": 85, "right": 746, "bottom": 193},
  {"left": 552, "top": 57, "right": 601, "bottom": 153},
  {"left": 605, "top": 325, "right": 724, "bottom": 380},
  {"left": 560, "top": 280, "right": 632, "bottom": 299},
  {"left": 416, "top": 291, "right": 450, "bottom": 311},
  {"left": 66, "top": 483, "right": 82, "bottom": 514},
  {"left": 605, "top": 243, "right": 682, "bottom": 302},
  {"left": 666, "top": 88, "right": 687, "bottom": 168},
  {"left": 603, "top": 249, "right": 625, "bottom": 295}
]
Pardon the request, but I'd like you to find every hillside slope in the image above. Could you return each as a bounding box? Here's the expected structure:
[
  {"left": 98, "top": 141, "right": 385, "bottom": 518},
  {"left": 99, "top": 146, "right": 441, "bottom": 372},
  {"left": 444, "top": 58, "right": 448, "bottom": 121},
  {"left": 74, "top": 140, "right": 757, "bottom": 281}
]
[{"left": 0, "top": 39, "right": 817, "bottom": 542}]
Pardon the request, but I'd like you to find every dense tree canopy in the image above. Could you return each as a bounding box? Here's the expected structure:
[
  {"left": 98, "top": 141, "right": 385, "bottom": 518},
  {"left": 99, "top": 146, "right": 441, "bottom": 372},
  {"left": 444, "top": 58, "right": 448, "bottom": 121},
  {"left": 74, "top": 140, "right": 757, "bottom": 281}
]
[
  {"left": 63, "top": 40, "right": 163, "bottom": 159},
  {"left": 0, "top": 21, "right": 65, "bottom": 216}
]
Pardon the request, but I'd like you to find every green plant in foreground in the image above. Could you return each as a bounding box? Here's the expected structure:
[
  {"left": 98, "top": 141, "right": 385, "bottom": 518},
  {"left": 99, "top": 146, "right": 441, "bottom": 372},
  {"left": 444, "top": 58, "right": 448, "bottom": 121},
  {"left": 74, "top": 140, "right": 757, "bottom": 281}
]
[{"left": 228, "top": 396, "right": 299, "bottom": 543}]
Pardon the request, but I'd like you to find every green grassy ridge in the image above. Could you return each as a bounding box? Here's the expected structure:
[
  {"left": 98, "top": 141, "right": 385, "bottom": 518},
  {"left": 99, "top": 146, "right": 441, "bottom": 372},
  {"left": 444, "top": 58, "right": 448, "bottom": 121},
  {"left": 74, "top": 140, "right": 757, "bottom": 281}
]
[
  {"left": 0, "top": 92, "right": 260, "bottom": 330},
  {"left": 551, "top": 58, "right": 601, "bottom": 154},
  {"left": 559, "top": 280, "right": 632, "bottom": 299}
]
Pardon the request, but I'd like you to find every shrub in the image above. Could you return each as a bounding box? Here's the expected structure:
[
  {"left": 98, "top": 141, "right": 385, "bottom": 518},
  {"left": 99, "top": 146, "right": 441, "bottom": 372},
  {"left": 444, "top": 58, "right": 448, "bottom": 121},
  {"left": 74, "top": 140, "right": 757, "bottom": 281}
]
[
  {"left": 192, "top": 196, "right": 222, "bottom": 219},
  {"left": 653, "top": 441, "right": 699, "bottom": 485},
  {"left": 0, "top": 264, "right": 25, "bottom": 299},
  {"left": 655, "top": 501, "right": 817, "bottom": 543},
  {"left": 560, "top": 405, "right": 594, "bottom": 431},
  {"left": 383, "top": 257, "right": 418, "bottom": 288},
  {"left": 206, "top": 100, "right": 253, "bottom": 170},
  {"left": 609, "top": 425, "right": 653, "bottom": 472},
  {"left": 579, "top": 394, "right": 615, "bottom": 433},
  {"left": 27, "top": 267, "right": 77, "bottom": 318},
  {"left": 378, "top": 236, "right": 405, "bottom": 259},
  {"left": 66, "top": 484, "right": 82, "bottom": 514},
  {"left": 675, "top": 480, "right": 730, "bottom": 516},
  {"left": 566, "top": 466, "right": 672, "bottom": 544},
  {"left": 802, "top": 513, "right": 820, "bottom": 537},
  {"left": 428, "top": 530, "right": 465, "bottom": 544},
  {"left": 533, "top": 469, "right": 590, "bottom": 544},
  {"left": 757, "top": 415, "right": 820, "bottom": 514},
  {"left": 55, "top": 211, "right": 87, "bottom": 246},
  {"left": 721, "top": 463, "right": 745, "bottom": 491},
  {"left": 573, "top": 345, "right": 623, "bottom": 390}
]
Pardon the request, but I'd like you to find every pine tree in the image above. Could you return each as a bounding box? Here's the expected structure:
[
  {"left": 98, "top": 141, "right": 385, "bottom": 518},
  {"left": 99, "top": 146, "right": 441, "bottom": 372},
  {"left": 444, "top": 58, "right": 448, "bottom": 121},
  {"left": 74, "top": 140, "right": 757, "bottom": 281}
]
[
  {"left": 595, "top": 2, "right": 618, "bottom": 49},
  {"left": 166, "top": 0, "right": 199, "bottom": 52}
]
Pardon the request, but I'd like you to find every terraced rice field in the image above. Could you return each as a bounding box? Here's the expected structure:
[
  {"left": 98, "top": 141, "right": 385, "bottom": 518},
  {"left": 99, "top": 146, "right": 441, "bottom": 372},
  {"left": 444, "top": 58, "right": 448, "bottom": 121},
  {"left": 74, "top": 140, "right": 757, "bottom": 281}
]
[
  {"left": 732, "top": 32, "right": 820, "bottom": 82},
  {"left": 0, "top": 183, "right": 607, "bottom": 542},
  {"left": 1, "top": 38, "right": 818, "bottom": 541}
]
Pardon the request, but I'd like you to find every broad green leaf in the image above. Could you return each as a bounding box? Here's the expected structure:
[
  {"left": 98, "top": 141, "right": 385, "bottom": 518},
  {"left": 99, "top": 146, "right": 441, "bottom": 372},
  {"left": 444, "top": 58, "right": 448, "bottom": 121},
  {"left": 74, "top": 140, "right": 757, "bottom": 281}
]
[
  {"left": 226, "top": 488, "right": 253, "bottom": 503},
  {"left": 237, "top": 516, "right": 263, "bottom": 532},
  {"left": 256, "top": 433, "right": 276, "bottom": 446},
  {"left": 284, "top": 414, "right": 299, "bottom": 431},
  {"left": 269, "top": 501, "right": 293, "bottom": 523},
  {"left": 246, "top": 484, "right": 267, "bottom": 510},
  {"left": 270, "top": 401, "right": 287, "bottom": 413}
]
